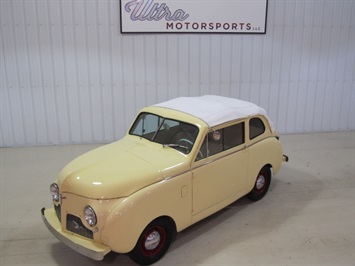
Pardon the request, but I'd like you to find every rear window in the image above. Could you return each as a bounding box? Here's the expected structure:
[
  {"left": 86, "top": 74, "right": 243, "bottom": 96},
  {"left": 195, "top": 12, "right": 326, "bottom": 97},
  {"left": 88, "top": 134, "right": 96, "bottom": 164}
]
[{"left": 249, "top": 117, "right": 265, "bottom": 139}]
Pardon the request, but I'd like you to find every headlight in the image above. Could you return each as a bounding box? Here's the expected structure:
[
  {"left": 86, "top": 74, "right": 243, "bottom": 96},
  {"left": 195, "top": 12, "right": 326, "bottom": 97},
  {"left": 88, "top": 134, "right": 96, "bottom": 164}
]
[
  {"left": 84, "top": 206, "right": 97, "bottom": 227},
  {"left": 50, "top": 183, "right": 60, "bottom": 202}
]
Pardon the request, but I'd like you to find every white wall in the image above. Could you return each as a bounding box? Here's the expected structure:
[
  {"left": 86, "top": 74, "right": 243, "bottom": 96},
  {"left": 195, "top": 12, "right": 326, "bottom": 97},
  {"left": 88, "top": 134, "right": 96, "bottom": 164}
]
[{"left": 1, "top": 0, "right": 354, "bottom": 147}]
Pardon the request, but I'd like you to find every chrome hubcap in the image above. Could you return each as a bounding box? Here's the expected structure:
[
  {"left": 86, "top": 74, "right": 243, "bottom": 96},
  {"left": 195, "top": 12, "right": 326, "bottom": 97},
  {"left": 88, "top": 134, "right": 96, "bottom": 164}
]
[
  {"left": 144, "top": 230, "right": 161, "bottom": 250},
  {"left": 256, "top": 175, "right": 265, "bottom": 190}
]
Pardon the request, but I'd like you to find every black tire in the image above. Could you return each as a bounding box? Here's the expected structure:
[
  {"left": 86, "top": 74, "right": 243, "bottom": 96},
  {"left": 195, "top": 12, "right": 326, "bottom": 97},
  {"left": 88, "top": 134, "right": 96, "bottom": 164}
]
[
  {"left": 247, "top": 166, "right": 271, "bottom": 201},
  {"left": 129, "top": 218, "right": 174, "bottom": 265}
]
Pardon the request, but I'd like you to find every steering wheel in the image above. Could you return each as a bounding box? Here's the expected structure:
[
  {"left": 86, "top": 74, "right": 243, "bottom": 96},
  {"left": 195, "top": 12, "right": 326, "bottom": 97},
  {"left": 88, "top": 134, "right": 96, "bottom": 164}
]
[
  {"left": 178, "top": 138, "right": 204, "bottom": 159},
  {"left": 178, "top": 138, "right": 193, "bottom": 152}
]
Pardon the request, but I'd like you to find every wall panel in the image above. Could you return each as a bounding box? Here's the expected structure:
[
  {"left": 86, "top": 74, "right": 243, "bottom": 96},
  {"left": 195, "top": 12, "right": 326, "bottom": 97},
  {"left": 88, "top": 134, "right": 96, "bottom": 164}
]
[{"left": 0, "top": 0, "right": 354, "bottom": 147}]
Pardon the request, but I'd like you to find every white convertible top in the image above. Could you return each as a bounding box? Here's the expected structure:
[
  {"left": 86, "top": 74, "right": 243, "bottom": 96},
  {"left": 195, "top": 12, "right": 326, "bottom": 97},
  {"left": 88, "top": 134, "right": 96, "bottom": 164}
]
[{"left": 155, "top": 95, "right": 275, "bottom": 131}]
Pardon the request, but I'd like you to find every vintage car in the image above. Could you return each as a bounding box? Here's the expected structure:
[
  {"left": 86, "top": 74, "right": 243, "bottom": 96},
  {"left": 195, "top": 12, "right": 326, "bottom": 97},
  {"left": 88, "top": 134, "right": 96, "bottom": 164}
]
[{"left": 41, "top": 95, "right": 288, "bottom": 265}]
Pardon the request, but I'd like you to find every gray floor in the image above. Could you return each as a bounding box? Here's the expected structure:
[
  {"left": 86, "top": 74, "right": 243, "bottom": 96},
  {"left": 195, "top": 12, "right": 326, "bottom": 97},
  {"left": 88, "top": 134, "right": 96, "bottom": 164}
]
[{"left": 1, "top": 131, "right": 354, "bottom": 265}]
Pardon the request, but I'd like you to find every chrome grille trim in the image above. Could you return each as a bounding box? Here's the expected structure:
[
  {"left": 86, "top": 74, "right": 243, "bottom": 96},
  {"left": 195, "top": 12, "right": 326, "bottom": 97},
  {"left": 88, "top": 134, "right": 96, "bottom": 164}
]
[
  {"left": 66, "top": 214, "right": 93, "bottom": 239},
  {"left": 54, "top": 204, "right": 61, "bottom": 222}
]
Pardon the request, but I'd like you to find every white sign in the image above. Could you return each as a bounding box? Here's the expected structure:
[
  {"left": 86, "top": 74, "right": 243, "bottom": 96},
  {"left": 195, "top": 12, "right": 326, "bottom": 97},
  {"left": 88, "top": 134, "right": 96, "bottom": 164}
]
[{"left": 120, "top": 0, "right": 268, "bottom": 34}]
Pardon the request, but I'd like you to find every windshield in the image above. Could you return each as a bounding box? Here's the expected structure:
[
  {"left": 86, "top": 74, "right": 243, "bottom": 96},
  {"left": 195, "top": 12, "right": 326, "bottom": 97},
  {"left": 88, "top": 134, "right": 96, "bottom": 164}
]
[{"left": 129, "top": 112, "right": 199, "bottom": 154}]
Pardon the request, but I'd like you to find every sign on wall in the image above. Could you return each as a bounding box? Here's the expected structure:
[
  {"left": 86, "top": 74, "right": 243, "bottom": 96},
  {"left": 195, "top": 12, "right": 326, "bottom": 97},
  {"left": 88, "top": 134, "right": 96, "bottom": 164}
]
[{"left": 120, "top": 0, "right": 268, "bottom": 34}]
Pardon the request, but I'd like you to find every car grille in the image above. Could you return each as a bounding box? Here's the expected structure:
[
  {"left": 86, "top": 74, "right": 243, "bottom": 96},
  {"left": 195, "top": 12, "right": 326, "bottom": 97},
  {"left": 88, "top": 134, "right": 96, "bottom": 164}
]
[
  {"left": 54, "top": 204, "right": 61, "bottom": 222},
  {"left": 66, "top": 214, "right": 93, "bottom": 239}
]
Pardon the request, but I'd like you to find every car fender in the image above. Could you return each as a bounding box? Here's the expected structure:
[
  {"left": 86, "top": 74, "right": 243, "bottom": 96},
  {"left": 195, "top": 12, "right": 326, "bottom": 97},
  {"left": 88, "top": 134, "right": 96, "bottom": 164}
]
[
  {"left": 246, "top": 137, "right": 284, "bottom": 192},
  {"left": 100, "top": 171, "right": 192, "bottom": 253}
]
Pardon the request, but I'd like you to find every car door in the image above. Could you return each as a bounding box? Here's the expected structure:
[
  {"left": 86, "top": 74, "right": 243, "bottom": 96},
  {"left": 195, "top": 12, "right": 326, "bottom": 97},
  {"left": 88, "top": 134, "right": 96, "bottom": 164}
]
[{"left": 191, "top": 122, "right": 247, "bottom": 221}]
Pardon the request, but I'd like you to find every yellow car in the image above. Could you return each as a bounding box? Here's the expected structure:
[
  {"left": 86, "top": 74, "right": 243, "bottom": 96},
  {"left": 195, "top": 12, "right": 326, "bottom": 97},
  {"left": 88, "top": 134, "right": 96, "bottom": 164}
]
[{"left": 41, "top": 95, "right": 288, "bottom": 265}]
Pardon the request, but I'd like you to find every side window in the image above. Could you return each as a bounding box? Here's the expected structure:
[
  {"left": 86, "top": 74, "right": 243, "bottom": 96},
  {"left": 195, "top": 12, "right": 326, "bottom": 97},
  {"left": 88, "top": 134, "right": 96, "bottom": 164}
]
[
  {"left": 224, "top": 122, "right": 244, "bottom": 149},
  {"left": 196, "top": 122, "right": 245, "bottom": 161},
  {"left": 249, "top": 117, "right": 265, "bottom": 139},
  {"left": 207, "top": 130, "right": 223, "bottom": 156}
]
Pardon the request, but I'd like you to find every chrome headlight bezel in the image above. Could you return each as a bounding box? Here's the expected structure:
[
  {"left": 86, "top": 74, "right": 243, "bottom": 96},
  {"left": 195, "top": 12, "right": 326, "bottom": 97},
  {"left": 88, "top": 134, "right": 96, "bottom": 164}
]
[
  {"left": 50, "top": 183, "right": 60, "bottom": 202},
  {"left": 84, "top": 205, "right": 97, "bottom": 227}
]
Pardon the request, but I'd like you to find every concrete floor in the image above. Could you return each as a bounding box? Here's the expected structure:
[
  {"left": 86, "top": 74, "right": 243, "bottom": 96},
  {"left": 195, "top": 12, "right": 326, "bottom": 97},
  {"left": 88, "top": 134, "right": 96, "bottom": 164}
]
[{"left": 0, "top": 131, "right": 354, "bottom": 265}]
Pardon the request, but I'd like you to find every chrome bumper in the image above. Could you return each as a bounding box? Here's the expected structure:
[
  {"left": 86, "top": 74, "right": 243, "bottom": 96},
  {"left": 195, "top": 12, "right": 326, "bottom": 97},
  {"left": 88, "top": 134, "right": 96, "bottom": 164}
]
[
  {"left": 283, "top": 154, "right": 289, "bottom": 162},
  {"left": 41, "top": 208, "right": 111, "bottom": 261}
]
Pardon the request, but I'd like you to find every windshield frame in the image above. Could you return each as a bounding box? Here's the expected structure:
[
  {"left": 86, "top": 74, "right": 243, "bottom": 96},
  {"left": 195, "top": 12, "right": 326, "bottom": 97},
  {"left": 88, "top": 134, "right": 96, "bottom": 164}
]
[{"left": 129, "top": 112, "right": 199, "bottom": 155}]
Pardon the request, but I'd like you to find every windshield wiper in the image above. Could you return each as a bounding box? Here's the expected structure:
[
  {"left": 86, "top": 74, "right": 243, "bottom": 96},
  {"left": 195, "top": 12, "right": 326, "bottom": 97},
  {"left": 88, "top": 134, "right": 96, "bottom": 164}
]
[{"left": 162, "top": 143, "right": 188, "bottom": 150}]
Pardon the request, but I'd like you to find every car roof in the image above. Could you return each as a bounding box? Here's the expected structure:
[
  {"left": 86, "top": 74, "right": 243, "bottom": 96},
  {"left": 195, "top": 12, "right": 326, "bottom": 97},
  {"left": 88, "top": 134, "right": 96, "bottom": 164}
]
[{"left": 154, "top": 95, "right": 274, "bottom": 130}]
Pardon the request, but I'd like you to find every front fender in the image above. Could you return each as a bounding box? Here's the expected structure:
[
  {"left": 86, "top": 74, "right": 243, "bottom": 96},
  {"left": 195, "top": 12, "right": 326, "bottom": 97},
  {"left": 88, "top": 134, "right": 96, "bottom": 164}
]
[{"left": 101, "top": 172, "right": 192, "bottom": 253}]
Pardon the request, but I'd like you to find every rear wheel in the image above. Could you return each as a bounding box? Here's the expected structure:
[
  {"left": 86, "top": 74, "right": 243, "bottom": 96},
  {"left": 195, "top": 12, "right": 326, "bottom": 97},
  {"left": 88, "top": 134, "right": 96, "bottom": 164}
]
[
  {"left": 247, "top": 166, "right": 271, "bottom": 201},
  {"left": 129, "top": 218, "right": 174, "bottom": 265}
]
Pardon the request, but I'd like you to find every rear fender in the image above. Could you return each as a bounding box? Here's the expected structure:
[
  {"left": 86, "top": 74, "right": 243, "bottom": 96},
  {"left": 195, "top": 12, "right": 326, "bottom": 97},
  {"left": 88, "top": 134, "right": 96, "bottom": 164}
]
[{"left": 246, "top": 137, "right": 284, "bottom": 192}]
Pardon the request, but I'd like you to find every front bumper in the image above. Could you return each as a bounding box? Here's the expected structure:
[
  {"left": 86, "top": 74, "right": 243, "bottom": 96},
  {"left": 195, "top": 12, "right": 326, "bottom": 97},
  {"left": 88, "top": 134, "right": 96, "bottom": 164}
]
[
  {"left": 41, "top": 207, "right": 111, "bottom": 260},
  {"left": 283, "top": 154, "right": 289, "bottom": 162}
]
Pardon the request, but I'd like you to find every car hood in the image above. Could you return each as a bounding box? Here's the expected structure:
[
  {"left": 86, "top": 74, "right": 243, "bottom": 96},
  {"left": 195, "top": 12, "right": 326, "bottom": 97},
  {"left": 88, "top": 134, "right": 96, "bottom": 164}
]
[{"left": 57, "top": 136, "right": 189, "bottom": 199}]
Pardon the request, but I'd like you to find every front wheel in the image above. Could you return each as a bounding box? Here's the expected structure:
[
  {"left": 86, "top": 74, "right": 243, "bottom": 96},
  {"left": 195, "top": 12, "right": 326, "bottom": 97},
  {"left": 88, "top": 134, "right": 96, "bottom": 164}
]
[
  {"left": 247, "top": 166, "right": 271, "bottom": 201},
  {"left": 129, "top": 218, "right": 174, "bottom": 265}
]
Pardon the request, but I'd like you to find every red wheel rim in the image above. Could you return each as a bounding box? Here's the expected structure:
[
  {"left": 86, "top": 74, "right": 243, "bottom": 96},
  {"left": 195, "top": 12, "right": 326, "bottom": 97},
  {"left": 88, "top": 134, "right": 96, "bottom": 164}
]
[
  {"left": 255, "top": 170, "right": 268, "bottom": 195},
  {"left": 140, "top": 226, "right": 167, "bottom": 258}
]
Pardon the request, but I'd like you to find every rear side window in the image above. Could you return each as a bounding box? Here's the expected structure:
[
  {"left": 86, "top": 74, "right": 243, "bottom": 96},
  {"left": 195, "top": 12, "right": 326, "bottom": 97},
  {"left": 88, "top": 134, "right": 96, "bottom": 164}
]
[
  {"left": 224, "top": 122, "right": 244, "bottom": 149},
  {"left": 249, "top": 117, "right": 265, "bottom": 139}
]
